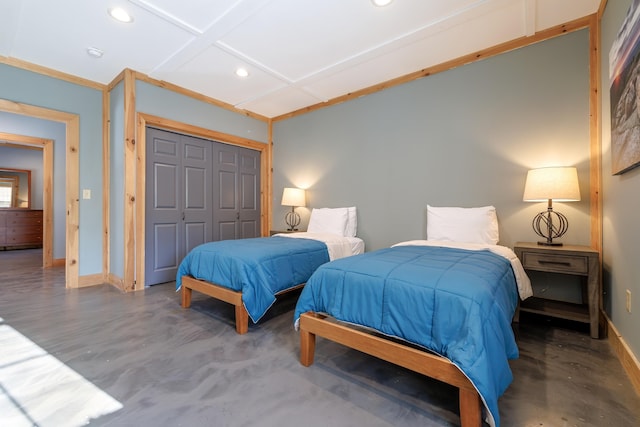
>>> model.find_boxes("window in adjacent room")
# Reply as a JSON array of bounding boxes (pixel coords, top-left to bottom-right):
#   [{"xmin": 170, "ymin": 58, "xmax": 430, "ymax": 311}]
[{"xmin": 0, "ymin": 177, "xmax": 18, "ymax": 208}]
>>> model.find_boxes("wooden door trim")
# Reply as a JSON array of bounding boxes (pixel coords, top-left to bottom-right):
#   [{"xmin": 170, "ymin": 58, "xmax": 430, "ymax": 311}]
[
  {"xmin": 0, "ymin": 99, "xmax": 79, "ymax": 287},
  {"xmin": 135, "ymin": 113, "xmax": 271, "ymax": 289},
  {"xmin": 0, "ymin": 132, "xmax": 53, "ymax": 266}
]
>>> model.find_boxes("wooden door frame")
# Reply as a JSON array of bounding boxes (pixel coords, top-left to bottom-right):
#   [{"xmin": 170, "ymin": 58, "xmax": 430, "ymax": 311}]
[
  {"xmin": 133, "ymin": 113, "xmax": 271, "ymax": 290},
  {"xmin": 0, "ymin": 132, "xmax": 54, "ymax": 267},
  {"xmin": 0, "ymin": 99, "xmax": 79, "ymax": 287}
]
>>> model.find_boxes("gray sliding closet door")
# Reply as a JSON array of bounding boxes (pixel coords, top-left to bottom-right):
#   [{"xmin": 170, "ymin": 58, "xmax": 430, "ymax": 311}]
[
  {"xmin": 212, "ymin": 144, "xmax": 261, "ymax": 241},
  {"xmin": 145, "ymin": 127, "xmax": 260, "ymax": 286},
  {"xmin": 145, "ymin": 128, "xmax": 212, "ymax": 286}
]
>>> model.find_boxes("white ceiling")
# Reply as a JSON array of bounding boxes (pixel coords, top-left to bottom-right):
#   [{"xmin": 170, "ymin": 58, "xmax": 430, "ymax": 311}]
[{"xmin": 1, "ymin": 0, "xmax": 600, "ymax": 119}]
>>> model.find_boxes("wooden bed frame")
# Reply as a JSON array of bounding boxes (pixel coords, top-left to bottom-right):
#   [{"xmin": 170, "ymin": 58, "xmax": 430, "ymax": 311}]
[
  {"xmin": 181, "ymin": 275, "xmax": 304, "ymax": 334},
  {"xmin": 298, "ymin": 312, "xmax": 483, "ymax": 427}
]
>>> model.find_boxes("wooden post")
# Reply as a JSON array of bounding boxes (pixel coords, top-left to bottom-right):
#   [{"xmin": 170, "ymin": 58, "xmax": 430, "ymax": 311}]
[
  {"xmin": 235, "ymin": 306, "xmax": 249, "ymax": 335},
  {"xmin": 181, "ymin": 286, "xmax": 192, "ymax": 308},
  {"xmin": 458, "ymin": 388, "xmax": 482, "ymax": 427},
  {"xmin": 300, "ymin": 328, "xmax": 316, "ymax": 366}
]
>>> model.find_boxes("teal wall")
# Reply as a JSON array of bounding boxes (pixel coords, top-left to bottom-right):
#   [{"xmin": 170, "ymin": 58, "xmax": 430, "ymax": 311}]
[
  {"xmin": 601, "ymin": 0, "xmax": 640, "ymax": 363},
  {"xmin": 135, "ymin": 81, "xmax": 268, "ymax": 143},
  {"xmin": 0, "ymin": 64, "xmax": 103, "ymax": 275},
  {"xmin": 273, "ymin": 30, "xmax": 591, "ymax": 254}
]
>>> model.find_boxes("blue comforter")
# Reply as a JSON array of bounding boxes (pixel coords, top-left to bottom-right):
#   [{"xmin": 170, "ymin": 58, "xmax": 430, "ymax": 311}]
[
  {"xmin": 177, "ymin": 237, "xmax": 330, "ymax": 323},
  {"xmin": 293, "ymin": 245, "xmax": 519, "ymax": 427}
]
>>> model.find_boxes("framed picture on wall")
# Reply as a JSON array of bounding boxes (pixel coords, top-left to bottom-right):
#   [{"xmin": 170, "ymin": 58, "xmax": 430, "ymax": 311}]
[{"xmin": 609, "ymin": 0, "xmax": 640, "ymax": 175}]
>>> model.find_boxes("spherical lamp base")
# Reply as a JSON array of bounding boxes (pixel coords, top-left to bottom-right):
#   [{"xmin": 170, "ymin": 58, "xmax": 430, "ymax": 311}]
[
  {"xmin": 285, "ymin": 210, "xmax": 301, "ymax": 232},
  {"xmin": 532, "ymin": 208, "xmax": 568, "ymax": 246}
]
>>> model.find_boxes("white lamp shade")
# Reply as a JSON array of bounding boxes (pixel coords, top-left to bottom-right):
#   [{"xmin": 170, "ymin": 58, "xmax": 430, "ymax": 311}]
[
  {"xmin": 523, "ymin": 167, "xmax": 580, "ymax": 202},
  {"xmin": 281, "ymin": 187, "xmax": 306, "ymax": 207}
]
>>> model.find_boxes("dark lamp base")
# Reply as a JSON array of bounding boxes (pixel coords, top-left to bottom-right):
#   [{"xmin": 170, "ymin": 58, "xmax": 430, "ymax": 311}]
[
  {"xmin": 531, "ymin": 207, "xmax": 569, "ymax": 248},
  {"xmin": 537, "ymin": 241, "xmax": 563, "ymax": 246}
]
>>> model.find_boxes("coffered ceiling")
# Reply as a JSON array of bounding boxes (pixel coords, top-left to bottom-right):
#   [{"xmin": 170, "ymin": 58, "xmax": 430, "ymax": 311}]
[{"xmin": 0, "ymin": 0, "xmax": 601, "ymax": 118}]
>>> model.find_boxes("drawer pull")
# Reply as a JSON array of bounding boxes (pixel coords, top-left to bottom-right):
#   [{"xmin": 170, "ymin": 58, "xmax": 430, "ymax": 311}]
[{"xmin": 537, "ymin": 260, "xmax": 572, "ymax": 266}]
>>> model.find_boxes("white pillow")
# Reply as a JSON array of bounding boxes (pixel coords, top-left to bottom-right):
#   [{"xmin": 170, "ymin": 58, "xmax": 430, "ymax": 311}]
[
  {"xmin": 307, "ymin": 207, "xmax": 350, "ymax": 236},
  {"xmin": 345, "ymin": 207, "xmax": 357, "ymax": 237},
  {"xmin": 426, "ymin": 205, "xmax": 499, "ymax": 245}
]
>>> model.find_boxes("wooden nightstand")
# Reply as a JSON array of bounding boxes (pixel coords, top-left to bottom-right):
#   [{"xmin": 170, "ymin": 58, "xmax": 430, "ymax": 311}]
[{"xmin": 514, "ymin": 242, "xmax": 601, "ymax": 338}]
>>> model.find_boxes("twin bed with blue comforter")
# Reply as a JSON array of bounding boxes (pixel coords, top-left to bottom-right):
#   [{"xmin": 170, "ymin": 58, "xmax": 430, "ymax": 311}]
[
  {"xmin": 177, "ymin": 233, "xmax": 364, "ymax": 334},
  {"xmin": 294, "ymin": 241, "xmax": 531, "ymax": 427}
]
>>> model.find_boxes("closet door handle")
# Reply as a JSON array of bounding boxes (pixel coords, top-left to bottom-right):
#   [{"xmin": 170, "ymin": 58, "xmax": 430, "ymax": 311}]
[
  {"xmin": 182, "ymin": 212, "xmax": 185, "ymax": 221},
  {"xmin": 236, "ymin": 212, "xmax": 240, "ymax": 220}
]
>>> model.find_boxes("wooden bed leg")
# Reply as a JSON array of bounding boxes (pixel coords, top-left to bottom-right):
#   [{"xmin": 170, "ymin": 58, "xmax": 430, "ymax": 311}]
[
  {"xmin": 458, "ymin": 387, "xmax": 482, "ymax": 427},
  {"xmin": 181, "ymin": 286, "xmax": 192, "ymax": 308},
  {"xmin": 235, "ymin": 304, "xmax": 249, "ymax": 335},
  {"xmin": 300, "ymin": 327, "xmax": 316, "ymax": 367}
]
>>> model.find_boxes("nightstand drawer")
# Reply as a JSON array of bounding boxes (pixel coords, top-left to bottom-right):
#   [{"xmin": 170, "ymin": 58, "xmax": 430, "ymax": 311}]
[{"xmin": 521, "ymin": 252, "xmax": 588, "ymax": 274}]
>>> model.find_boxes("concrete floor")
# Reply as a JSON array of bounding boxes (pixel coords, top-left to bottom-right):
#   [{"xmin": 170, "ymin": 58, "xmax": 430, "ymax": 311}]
[{"xmin": 0, "ymin": 249, "xmax": 639, "ymax": 426}]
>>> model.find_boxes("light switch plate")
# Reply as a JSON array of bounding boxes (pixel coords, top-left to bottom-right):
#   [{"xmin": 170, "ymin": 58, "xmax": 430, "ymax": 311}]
[{"xmin": 82, "ymin": 189, "xmax": 91, "ymax": 200}]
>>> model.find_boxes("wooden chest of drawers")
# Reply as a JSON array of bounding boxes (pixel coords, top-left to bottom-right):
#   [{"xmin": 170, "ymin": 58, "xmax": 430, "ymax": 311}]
[{"xmin": 0, "ymin": 209, "xmax": 43, "ymax": 250}]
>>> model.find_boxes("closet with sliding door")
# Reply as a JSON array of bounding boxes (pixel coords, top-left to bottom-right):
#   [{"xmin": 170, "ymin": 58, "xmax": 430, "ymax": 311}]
[{"xmin": 145, "ymin": 127, "xmax": 261, "ymax": 286}]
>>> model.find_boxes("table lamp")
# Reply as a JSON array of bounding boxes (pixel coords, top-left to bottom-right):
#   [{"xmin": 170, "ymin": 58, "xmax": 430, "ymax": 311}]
[
  {"xmin": 523, "ymin": 167, "xmax": 580, "ymax": 246},
  {"xmin": 281, "ymin": 187, "xmax": 306, "ymax": 231}
]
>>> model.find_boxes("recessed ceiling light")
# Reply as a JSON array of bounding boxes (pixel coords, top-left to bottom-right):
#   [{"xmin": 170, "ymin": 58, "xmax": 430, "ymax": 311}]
[
  {"xmin": 108, "ymin": 7, "xmax": 134, "ymax": 23},
  {"xmin": 235, "ymin": 67, "xmax": 249, "ymax": 78},
  {"xmin": 86, "ymin": 47, "xmax": 104, "ymax": 58},
  {"xmin": 372, "ymin": 0, "xmax": 394, "ymax": 6}
]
